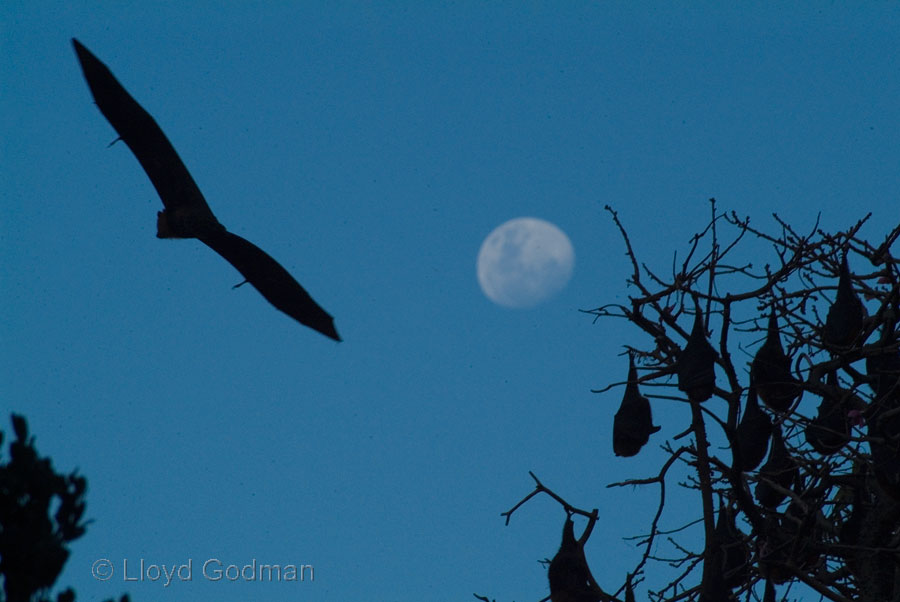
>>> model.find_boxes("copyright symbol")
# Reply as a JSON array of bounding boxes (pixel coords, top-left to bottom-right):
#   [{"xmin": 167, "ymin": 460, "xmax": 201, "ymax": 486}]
[{"xmin": 92, "ymin": 558, "xmax": 113, "ymax": 581}]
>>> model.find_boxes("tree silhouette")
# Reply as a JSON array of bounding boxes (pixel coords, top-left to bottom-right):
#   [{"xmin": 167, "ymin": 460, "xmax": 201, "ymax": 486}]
[
  {"xmin": 480, "ymin": 200, "xmax": 900, "ymax": 602},
  {"xmin": 0, "ymin": 414, "xmax": 129, "ymax": 602}
]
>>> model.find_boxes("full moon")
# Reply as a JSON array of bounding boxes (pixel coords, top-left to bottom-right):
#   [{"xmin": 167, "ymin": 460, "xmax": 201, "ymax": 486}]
[{"xmin": 477, "ymin": 217, "xmax": 575, "ymax": 308}]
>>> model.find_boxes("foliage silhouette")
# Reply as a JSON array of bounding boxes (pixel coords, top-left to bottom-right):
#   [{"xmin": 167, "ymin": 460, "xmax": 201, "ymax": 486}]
[{"xmin": 0, "ymin": 414, "xmax": 130, "ymax": 602}]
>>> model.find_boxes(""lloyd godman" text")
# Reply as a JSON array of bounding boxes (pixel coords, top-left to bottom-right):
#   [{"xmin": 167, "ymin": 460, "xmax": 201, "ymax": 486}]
[{"xmin": 121, "ymin": 558, "xmax": 314, "ymax": 586}]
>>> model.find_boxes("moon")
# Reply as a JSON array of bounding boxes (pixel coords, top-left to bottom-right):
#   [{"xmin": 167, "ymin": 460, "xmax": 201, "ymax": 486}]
[{"xmin": 477, "ymin": 217, "xmax": 575, "ymax": 308}]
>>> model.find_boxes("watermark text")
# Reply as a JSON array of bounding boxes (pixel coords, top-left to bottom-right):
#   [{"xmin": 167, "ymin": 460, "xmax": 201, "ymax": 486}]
[{"xmin": 91, "ymin": 558, "xmax": 313, "ymax": 586}]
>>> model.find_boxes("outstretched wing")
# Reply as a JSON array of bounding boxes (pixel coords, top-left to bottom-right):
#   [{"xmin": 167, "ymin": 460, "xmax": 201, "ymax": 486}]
[
  {"xmin": 72, "ymin": 38, "xmax": 218, "ymax": 229},
  {"xmin": 200, "ymin": 230, "xmax": 341, "ymax": 341},
  {"xmin": 74, "ymin": 39, "xmax": 341, "ymax": 340}
]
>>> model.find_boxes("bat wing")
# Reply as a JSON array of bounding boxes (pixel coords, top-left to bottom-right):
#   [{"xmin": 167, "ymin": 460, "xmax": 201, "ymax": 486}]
[
  {"xmin": 200, "ymin": 230, "xmax": 341, "ymax": 341},
  {"xmin": 72, "ymin": 38, "xmax": 219, "ymax": 234},
  {"xmin": 75, "ymin": 39, "xmax": 341, "ymax": 340}
]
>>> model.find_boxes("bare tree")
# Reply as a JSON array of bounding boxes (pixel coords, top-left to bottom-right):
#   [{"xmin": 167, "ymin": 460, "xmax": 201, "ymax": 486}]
[{"xmin": 481, "ymin": 199, "xmax": 900, "ymax": 602}]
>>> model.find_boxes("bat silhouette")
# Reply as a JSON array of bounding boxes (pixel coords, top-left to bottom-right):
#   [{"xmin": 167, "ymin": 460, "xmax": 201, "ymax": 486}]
[
  {"xmin": 754, "ymin": 425, "xmax": 797, "ymax": 509},
  {"xmin": 867, "ymin": 347, "xmax": 900, "ymax": 404},
  {"xmin": 547, "ymin": 517, "xmax": 606, "ymax": 602},
  {"xmin": 72, "ymin": 39, "xmax": 340, "ymax": 341},
  {"xmin": 758, "ymin": 513, "xmax": 792, "ymax": 585},
  {"xmin": 762, "ymin": 480, "xmax": 825, "ymax": 583},
  {"xmin": 804, "ymin": 371, "xmax": 855, "ymax": 455},
  {"xmin": 871, "ymin": 444, "xmax": 900, "ymax": 501},
  {"xmin": 865, "ymin": 317, "xmax": 900, "ymax": 498},
  {"xmin": 697, "ymin": 549, "xmax": 731, "ymax": 602},
  {"xmin": 676, "ymin": 300, "xmax": 716, "ymax": 402},
  {"xmin": 822, "ymin": 254, "xmax": 864, "ymax": 349},
  {"xmin": 781, "ymin": 481, "xmax": 824, "ymax": 571},
  {"xmin": 734, "ymin": 381, "xmax": 772, "ymax": 472},
  {"xmin": 869, "ymin": 403, "xmax": 900, "ymax": 500},
  {"xmin": 613, "ymin": 356, "xmax": 660, "ymax": 457},
  {"xmin": 837, "ymin": 466, "xmax": 868, "ymax": 547},
  {"xmin": 751, "ymin": 311, "xmax": 800, "ymax": 412},
  {"xmin": 866, "ymin": 318, "xmax": 900, "ymax": 404},
  {"xmin": 713, "ymin": 502, "xmax": 749, "ymax": 589}
]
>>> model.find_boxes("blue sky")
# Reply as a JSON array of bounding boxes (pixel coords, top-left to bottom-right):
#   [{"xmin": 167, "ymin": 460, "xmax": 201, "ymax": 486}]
[{"xmin": 3, "ymin": 3, "xmax": 900, "ymax": 601}]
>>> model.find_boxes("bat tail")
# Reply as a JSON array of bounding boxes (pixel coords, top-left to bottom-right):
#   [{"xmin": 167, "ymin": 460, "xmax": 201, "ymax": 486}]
[{"xmin": 199, "ymin": 230, "xmax": 341, "ymax": 341}]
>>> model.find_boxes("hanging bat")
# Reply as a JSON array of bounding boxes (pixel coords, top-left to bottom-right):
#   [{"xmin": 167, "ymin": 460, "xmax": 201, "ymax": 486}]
[
  {"xmin": 823, "ymin": 254, "xmax": 864, "ymax": 349},
  {"xmin": 734, "ymin": 381, "xmax": 772, "ymax": 472},
  {"xmin": 866, "ymin": 317, "xmax": 900, "ymax": 498},
  {"xmin": 697, "ymin": 553, "xmax": 730, "ymax": 602},
  {"xmin": 758, "ymin": 514, "xmax": 792, "ymax": 585},
  {"xmin": 751, "ymin": 311, "xmax": 800, "ymax": 412},
  {"xmin": 72, "ymin": 39, "xmax": 340, "ymax": 341},
  {"xmin": 804, "ymin": 371, "xmax": 855, "ymax": 455},
  {"xmin": 547, "ymin": 517, "xmax": 606, "ymax": 602},
  {"xmin": 866, "ymin": 316, "xmax": 900, "ymax": 405},
  {"xmin": 613, "ymin": 355, "xmax": 660, "ymax": 457},
  {"xmin": 713, "ymin": 502, "xmax": 749, "ymax": 589},
  {"xmin": 781, "ymin": 480, "xmax": 824, "ymax": 571},
  {"xmin": 837, "ymin": 465, "xmax": 869, "ymax": 547},
  {"xmin": 754, "ymin": 425, "xmax": 797, "ymax": 509},
  {"xmin": 869, "ymin": 411, "xmax": 900, "ymax": 500},
  {"xmin": 676, "ymin": 300, "xmax": 716, "ymax": 402}
]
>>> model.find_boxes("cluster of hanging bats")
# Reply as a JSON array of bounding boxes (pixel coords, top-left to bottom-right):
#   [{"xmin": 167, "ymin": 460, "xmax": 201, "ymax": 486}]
[
  {"xmin": 72, "ymin": 38, "xmax": 897, "ymax": 602},
  {"xmin": 546, "ymin": 254, "xmax": 900, "ymax": 601}
]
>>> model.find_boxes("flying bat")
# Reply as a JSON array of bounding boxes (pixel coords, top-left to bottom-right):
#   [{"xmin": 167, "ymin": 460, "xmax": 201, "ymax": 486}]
[{"xmin": 72, "ymin": 39, "xmax": 341, "ymax": 341}]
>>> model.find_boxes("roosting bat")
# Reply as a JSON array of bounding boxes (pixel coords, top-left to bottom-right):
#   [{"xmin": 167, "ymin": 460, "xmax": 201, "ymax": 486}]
[
  {"xmin": 734, "ymin": 381, "xmax": 772, "ymax": 472},
  {"xmin": 713, "ymin": 502, "xmax": 749, "ymax": 589},
  {"xmin": 867, "ymin": 316, "xmax": 900, "ymax": 405},
  {"xmin": 613, "ymin": 356, "xmax": 661, "ymax": 457},
  {"xmin": 751, "ymin": 311, "xmax": 800, "ymax": 412},
  {"xmin": 677, "ymin": 300, "xmax": 716, "ymax": 402},
  {"xmin": 547, "ymin": 517, "xmax": 605, "ymax": 602},
  {"xmin": 822, "ymin": 254, "xmax": 863, "ymax": 349},
  {"xmin": 804, "ymin": 371, "xmax": 854, "ymax": 455},
  {"xmin": 72, "ymin": 39, "xmax": 340, "ymax": 341},
  {"xmin": 754, "ymin": 425, "xmax": 797, "ymax": 509}
]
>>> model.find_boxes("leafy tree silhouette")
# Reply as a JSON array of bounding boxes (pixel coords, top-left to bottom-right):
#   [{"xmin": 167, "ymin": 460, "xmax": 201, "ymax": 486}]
[
  {"xmin": 478, "ymin": 200, "xmax": 900, "ymax": 602},
  {"xmin": 0, "ymin": 414, "xmax": 129, "ymax": 602}
]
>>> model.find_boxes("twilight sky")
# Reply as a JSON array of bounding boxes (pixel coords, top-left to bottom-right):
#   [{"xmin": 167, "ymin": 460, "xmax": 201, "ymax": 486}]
[{"xmin": 3, "ymin": 3, "xmax": 899, "ymax": 601}]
